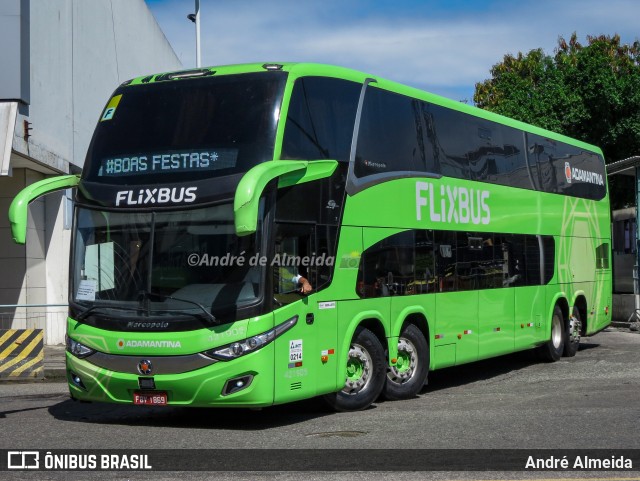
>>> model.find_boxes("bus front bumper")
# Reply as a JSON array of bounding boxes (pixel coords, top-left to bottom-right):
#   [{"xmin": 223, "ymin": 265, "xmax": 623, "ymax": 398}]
[{"xmin": 65, "ymin": 345, "xmax": 275, "ymax": 407}]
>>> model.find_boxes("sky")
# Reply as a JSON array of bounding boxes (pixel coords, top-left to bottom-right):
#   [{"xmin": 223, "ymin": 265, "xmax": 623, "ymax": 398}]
[{"xmin": 145, "ymin": 0, "xmax": 640, "ymax": 103}]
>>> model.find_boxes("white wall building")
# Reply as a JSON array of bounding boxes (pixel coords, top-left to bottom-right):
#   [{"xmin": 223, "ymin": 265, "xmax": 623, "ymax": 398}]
[{"xmin": 0, "ymin": 0, "xmax": 182, "ymax": 344}]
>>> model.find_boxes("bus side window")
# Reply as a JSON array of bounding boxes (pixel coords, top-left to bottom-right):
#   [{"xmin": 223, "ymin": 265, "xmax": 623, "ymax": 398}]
[
  {"xmin": 358, "ymin": 230, "xmax": 420, "ymax": 298},
  {"xmin": 435, "ymin": 231, "xmax": 457, "ymax": 292},
  {"xmin": 412, "ymin": 230, "xmax": 435, "ymax": 294},
  {"xmin": 273, "ymin": 223, "xmax": 314, "ymax": 302},
  {"xmin": 496, "ymin": 234, "xmax": 524, "ymax": 287},
  {"xmin": 424, "ymin": 103, "xmax": 470, "ymax": 180},
  {"xmin": 542, "ymin": 236, "xmax": 555, "ymax": 283},
  {"xmin": 281, "ymin": 77, "xmax": 360, "ymax": 162},
  {"xmin": 313, "ymin": 225, "xmax": 338, "ymax": 291},
  {"xmin": 596, "ymin": 243, "xmax": 610, "ymax": 270},
  {"xmin": 355, "ymin": 87, "xmax": 433, "ymax": 178},
  {"xmin": 471, "ymin": 233, "xmax": 500, "ymax": 289},
  {"xmin": 274, "ymin": 166, "xmax": 344, "ymax": 296}
]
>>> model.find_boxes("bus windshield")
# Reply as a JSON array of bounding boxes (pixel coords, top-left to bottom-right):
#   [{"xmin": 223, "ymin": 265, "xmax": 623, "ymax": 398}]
[
  {"xmin": 71, "ymin": 203, "xmax": 263, "ymax": 321},
  {"xmin": 83, "ymin": 72, "xmax": 286, "ymax": 185}
]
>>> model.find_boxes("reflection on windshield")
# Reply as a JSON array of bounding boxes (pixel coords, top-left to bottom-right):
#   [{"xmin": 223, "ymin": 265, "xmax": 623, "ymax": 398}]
[
  {"xmin": 83, "ymin": 72, "xmax": 286, "ymax": 185},
  {"xmin": 72, "ymin": 203, "xmax": 263, "ymax": 319}
]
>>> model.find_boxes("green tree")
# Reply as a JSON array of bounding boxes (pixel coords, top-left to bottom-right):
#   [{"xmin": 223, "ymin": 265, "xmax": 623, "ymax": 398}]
[{"xmin": 474, "ymin": 33, "xmax": 640, "ymax": 208}]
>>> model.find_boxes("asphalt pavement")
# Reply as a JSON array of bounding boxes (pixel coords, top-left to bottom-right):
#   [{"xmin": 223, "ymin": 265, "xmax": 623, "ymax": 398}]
[{"xmin": 2, "ymin": 326, "xmax": 638, "ymax": 481}]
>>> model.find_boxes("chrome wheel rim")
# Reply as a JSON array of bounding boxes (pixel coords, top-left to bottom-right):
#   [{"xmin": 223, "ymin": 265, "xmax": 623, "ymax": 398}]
[
  {"xmin": 343, "ymin": 343, "xmax": 372, "ymax": 395},
  {"xmin": 551, "ymin": 312, "xmax": 563, "ymax": 349},
  {"xmin": 387, "ymin": 337, "xmax": 418, "ymax": 384},
  {"xmin": 569, "ymin": 314, "xmax": 581, "ymax": 345}
]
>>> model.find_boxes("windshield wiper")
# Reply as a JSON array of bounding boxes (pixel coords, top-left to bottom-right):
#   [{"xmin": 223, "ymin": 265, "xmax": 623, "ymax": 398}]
[
  {"xmin": 76, "ymin": 304, "xmax": 145, "ymax": 322},
  {"xmin": 140, "ymin": 291, "xmax": 218, "ymax": 324}
]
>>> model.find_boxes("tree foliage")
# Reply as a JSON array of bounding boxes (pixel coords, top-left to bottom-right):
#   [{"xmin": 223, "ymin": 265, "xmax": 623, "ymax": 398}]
[
  {"xmin": 474, "ymin": 34, "xmax": 640, "ymax": 208},
  {"xmin": 474, "ymin": 33, "xmax": 640, "ymax": 164}
]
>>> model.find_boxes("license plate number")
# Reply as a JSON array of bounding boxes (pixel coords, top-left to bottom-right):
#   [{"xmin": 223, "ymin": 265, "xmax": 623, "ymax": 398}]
[{"xmin": 133, "ymin": 391, "xmax": 167, "ymax": 406}]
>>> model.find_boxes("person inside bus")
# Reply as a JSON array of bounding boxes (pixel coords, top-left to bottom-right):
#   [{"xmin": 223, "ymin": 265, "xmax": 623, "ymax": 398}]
[
  {"xmin": 276, "ymin": 267, "xmax": 313, "ymax": 295},
  {"xmin": 274, "ymin": 236, "xmax": 313, "ymax": 297},
  {"xmin": 292, "ymin": 274, "xmax": 313, "ymax": 294}
]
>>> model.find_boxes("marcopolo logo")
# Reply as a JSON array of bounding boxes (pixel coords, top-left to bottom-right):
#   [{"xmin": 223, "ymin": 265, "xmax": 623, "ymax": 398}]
[
  {"xmin": 564, "ymin": 162, "xmax": 605, "ymax": 186},
  {"xmin": 126, "ymin": 321, "xmax": 170, "ymax": 330},
  {"xmin": 416, "ymin": 181, "xmax": 490, "ymax": 225},
  {"xmin": 115, "ymin": 187, "xmax": 197, "ymax": 206}
]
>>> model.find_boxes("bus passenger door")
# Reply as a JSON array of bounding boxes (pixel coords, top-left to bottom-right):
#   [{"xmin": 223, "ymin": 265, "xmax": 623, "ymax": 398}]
[{"xmin": 271, "ymin": 222, "xmax": 338, "ymax": 404}]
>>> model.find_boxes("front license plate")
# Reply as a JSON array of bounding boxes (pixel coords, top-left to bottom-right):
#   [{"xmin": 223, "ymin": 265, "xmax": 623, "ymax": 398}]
[{"xmin": 133, "ymin": 391, "xmax": 167, "ymax": 406}]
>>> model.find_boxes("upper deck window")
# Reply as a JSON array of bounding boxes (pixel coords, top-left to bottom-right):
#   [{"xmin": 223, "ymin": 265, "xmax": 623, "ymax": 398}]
[
  {"xmin": 351, "ymin": 85, "xmax": 606, "ymax": 201},
  {"xmin": 83, "ymin": 72, "xmax": 287, "ymax": 185},
  {"xmin": 355, "ymin": 87, "xmax": 436, "ymax": 177},
  {"xmin": 281, "ymin": 76, "xmax": 360, "ymax": 162}
]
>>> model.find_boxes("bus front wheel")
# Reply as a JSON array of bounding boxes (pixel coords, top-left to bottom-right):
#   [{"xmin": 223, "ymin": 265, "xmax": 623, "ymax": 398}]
[
  {"xmin": 537, "ymin": 305, "xmax": 565, "ymax": 362},
  {"xmin": 323, "ymin": 326, "xmax": 386, "ymax": 412},
  {"xmin": 383, "ymin": 324, "xmax": 429, "ymax": 401}
]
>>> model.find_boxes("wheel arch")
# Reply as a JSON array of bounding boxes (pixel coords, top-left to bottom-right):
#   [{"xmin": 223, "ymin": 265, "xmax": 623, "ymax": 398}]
[
  {"xmin": 572, "ymin": 293, "xmax": 588, "ymax": 336},
  {"xmin": 339, "ymin": 310, "xmax": 389, "ymax": 368},
  {"xmin": 392, "ymin": 305, "xmax": 430, "ymax": 341},
  {"xmin": 359, "ymin": 318, "xmax": 388, "ymax": 350},
  {"xmin": 401, "ymin": 312, "xmax": 430, "ymax": 343},
  {"xmin": 557, "ymin": 297, "xmax": 570, "ymax": 324},
  {"xmin": 547, "ymin": 293, "xmax": 570, "ymax": 336}
]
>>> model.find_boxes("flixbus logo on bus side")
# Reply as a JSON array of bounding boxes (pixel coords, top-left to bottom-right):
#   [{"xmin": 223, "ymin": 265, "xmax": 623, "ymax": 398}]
[{"xmin": 416, "ymin": 181, "xmax": 490, "ymax": 225}]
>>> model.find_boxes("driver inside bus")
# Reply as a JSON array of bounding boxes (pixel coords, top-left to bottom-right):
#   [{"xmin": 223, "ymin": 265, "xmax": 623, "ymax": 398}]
[
  {"xmin": 277, "ymin": 268, "xmax": 313, "ymax": 295},
  {"xmin": 292, "ymin": 274, "xmax": 313, "ymax": 294},
  {"xmin": 274, "ymin": 236, "xmax": 313, "ymax": 297}
]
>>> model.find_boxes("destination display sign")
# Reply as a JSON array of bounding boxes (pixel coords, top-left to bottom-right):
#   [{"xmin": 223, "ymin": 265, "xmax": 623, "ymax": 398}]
[{"xmin": 97, "ymin": 149, "xmax": 238, "ymax": 177}]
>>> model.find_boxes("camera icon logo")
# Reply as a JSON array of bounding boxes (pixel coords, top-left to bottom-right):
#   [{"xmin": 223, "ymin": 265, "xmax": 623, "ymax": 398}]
[{"xmin": 339, "ymin": 252, "xmax": 361, "ymax": 269}]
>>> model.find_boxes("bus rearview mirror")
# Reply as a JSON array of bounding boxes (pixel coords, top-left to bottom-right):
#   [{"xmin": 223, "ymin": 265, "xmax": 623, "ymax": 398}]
[
  {"xmin": 234, "ymin": 160, "xmax": 338, "ymax": 236},
  {"xmin": 8, "ymin": 174, "xmax": 80, "ymax": 244}
]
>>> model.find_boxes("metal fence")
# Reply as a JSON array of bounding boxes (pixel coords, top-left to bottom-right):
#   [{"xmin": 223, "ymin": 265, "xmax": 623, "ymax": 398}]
[{"xmin": 0, "ymin": 305, "xmax": 68, "ymax": 345}]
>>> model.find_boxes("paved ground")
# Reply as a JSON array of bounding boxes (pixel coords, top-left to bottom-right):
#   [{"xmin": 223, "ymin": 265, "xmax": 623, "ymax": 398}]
[
  {"xmin": 1, "ymin": 328, "xmax": 639, "ymax": 481},
  {"xmin": 43, "ymin": 344, "xmax": 65, "ymax": 379}
]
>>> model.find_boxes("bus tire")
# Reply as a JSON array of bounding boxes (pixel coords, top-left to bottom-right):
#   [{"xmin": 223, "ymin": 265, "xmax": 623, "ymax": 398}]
[
  {"xmin": 323, "ymin": 326, "xmax": 386, "ymax": 412},
  {"xmin": 537, "ymin": 305, "xmax": 565, "ymax": 362},
  {"xmin": 563, "ymin": 306, "xmax": 581, "ymax": 357},
  {"xmin": 383, "ymin": 324, "xmax": 429, "ymax": 401}
]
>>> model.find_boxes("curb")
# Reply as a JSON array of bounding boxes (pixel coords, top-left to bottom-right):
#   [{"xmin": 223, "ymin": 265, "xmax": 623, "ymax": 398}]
[
  {"xmin": 611, "ymin": 321, "xmax": 640, "ymax": 331},
  {"xmin": 44, "ymin": 368, "xmax": 67, "ymax": 381}
]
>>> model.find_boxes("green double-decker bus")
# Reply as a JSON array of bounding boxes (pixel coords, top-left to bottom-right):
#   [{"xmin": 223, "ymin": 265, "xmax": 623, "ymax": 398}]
[{"xmin": 9, "ymin": 63, "xmax": 611, "ymax": 411}]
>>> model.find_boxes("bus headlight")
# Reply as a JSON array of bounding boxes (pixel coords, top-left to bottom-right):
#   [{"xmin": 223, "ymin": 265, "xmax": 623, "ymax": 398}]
[
  {"xmin": 204, "ymin": 316, "xmax": 298, "ymax": 361},
  {"xmin": 65, "ymin": 335, "xmax": 96, "ymax": 359}
]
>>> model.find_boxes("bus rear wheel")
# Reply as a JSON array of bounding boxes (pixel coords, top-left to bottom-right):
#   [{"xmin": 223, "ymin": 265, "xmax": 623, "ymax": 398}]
[
  {"xmin": 323, "ymin": 326, "xmax": 386, "ymax": 412},
  {"xmin": 537, "ymin": 305, "xmax": 565, "ymax": 362},
  {"xmin": 563, "ymin": 306, "xmax": 581, "ymax": 357},
  {"xmin": 383, "ymin": 324, "xmax": 429, "ymax": 401}
]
